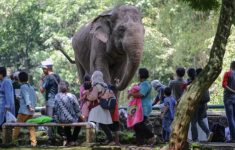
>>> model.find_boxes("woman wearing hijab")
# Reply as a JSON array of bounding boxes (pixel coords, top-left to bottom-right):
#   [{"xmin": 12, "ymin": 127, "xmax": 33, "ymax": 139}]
[{"xmin": 84, "ymin": 71, "xmax": 114, "ymax": 145}]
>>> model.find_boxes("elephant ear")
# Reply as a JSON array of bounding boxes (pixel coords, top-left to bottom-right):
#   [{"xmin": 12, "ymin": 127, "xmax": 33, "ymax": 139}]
[{"xmin": 90, "ymin": 11, "xmax": 112, "ymax": 43}]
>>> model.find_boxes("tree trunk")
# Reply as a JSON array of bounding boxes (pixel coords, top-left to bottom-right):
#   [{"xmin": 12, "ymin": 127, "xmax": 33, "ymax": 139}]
[{"xmin": 168, "ymin": 0, "xmax": 234, "ymax": 149}]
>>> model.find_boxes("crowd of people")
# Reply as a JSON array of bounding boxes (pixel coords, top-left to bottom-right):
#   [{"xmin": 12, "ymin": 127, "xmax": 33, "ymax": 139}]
[{"xmin": 0, "ymin": 59, "xmax": 234, "ymax": 147}]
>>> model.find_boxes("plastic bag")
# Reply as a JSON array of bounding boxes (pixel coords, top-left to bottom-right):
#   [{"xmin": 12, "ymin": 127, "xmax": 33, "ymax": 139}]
[
  {"xmin": 26, "ymin": 116, "xmax": 53, "ymax": 124},
  {"xmin": 5, "ymin": 111, "xmax": 17, "ymax": 123}
]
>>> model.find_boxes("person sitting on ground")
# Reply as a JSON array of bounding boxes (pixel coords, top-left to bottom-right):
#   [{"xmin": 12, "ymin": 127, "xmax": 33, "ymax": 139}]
[
  {"xmin": 53, "ymin": 81, "xmax": 81, "ymax": 146},
  {"xmin": 12, "ymin": 71, "xmax": 37, "ymax": 147},
  {"xmin": 161, "ymin": 87, "xmax": 176, "ymax": 142},
  {"xmin": 168, "ymin": 67, "xmax": 186, "ymax": 102},
  {"xmin": 151, "ymin": 80, "xmax": 165, "ymax": 106}
]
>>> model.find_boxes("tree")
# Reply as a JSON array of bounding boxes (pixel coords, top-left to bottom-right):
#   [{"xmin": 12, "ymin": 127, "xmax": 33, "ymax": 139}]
[
  {"xmin": 0, "ymin": 0, "xmax": 44, "ymax": 72},
  {"xmin": 165, "ymin": 0, "xmax": 235, "ymax": 149}
]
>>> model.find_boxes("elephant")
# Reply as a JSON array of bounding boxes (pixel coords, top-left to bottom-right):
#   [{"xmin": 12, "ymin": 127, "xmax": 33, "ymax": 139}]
[{"xmin": 72, "ymin": 5, "xmax": 144, "ymax": 90}]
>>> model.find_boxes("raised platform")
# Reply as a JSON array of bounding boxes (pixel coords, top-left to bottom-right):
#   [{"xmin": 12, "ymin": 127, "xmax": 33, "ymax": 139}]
[{"xmin": 193, "ymin": 142, "xmax": 235, "ymax": 150}]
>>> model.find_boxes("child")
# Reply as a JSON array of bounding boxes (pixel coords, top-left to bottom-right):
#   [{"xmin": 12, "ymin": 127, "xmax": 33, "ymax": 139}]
[
  {"xmin": 161, "ymin": 87, "xmax": 176, "ymax": 142},
  {"xmin": 80, "ymin": 80, "xmax": 92, "ymax": 121},
  {"xmin": 12, "ymin": 72, "xmax": 37, "ymax": 147},
  {"xmin": 127, "ymin": 84, "xmax": 143, "ymax": 128}
]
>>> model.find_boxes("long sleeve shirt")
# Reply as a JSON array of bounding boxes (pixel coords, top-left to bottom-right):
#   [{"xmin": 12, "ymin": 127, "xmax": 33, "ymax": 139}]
[
  {"xmin": 0, "ymin": 77, "xmax": 15, "ymax": 125},
  {"xmin": 54, "ymin": 93, "xmax": 80, "ymax": 123},
  {"xmin": 18, "ymin": 83, "xmax": 37, "ymax": 115}
]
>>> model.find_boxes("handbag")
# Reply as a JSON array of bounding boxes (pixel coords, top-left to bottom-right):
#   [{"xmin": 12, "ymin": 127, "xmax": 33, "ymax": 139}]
[{"xmin": 5, "ymin": 111, "xmax": 17, "ymax": 123}]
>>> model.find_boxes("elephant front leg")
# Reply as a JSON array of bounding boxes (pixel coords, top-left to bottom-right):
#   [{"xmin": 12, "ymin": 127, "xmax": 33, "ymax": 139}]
[{"xmin": 90, "ymin": 56, "xmax": 111, "ymax": 84}]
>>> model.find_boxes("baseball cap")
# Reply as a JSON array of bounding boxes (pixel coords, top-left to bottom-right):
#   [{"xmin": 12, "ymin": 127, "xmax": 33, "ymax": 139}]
[{"xmin": 41, "ymin": 58, "xmax": 53, "ymax": 69}]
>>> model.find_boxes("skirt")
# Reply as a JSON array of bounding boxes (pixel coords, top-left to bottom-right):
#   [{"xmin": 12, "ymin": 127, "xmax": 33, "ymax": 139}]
[{"xmin": 88, "ymin": 105, "xmax": 112, "ymax": 124}]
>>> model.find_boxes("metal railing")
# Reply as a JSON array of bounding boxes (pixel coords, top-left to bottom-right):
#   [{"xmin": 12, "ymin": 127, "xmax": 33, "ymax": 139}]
[{"xmin": 120, "ymin": 104, "xmax": 224, "ymax": 111}]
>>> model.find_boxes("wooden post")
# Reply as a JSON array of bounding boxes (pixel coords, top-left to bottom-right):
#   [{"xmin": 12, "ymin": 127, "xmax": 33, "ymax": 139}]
[
  {"xmin": 2, "ymin": 125, "xmax": 12, "ymax": 144},
  {"xmin": 86, "ymin": 125, "xmax": 94, "ymax": 143},
  {"xmin": 2, "ymin": 125, "xmax": 6, "ymax": 144}
]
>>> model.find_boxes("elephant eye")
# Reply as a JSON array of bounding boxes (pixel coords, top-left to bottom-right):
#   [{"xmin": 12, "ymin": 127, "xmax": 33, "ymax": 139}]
[
  {"xmin": 117, "ymin": 26, "xmax": 126, "ymax": 32},
  {"xmin": 116, "ymin": 26, "xmax": 126, "ymax": 37}
]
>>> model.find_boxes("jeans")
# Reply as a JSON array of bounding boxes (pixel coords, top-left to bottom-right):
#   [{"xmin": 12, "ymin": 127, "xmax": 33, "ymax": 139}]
[
  {"xmin": 46, "ymin": 105, "xmax": 54, "ymax": 140},
  {"xmin": 224, "ymin": 98, "xmax": 235, "ymax": 140},
  {"xmin": 191, "ymin": 104, "xmax": 210, "ymax": 141},
  {"xmin": 12, "ymin": 114, "xmax": 37, "ymax": 146},
  {"xmin": 162, "ymin": 118, "xmax": 173, "ymax": 142},
  {"xmin": 133, "ymin": 116, "xmax": 154, "ymax": 144}
]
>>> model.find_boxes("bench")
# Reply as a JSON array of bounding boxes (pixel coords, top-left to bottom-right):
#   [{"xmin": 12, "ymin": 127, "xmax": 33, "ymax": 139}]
[{"xmin": 2, "ymin": 122, "xmax": 96, "ymax": 145}]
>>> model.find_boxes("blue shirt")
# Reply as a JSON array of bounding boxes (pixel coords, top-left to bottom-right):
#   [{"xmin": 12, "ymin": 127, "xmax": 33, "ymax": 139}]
[
  {"xmin": 139, "ymin": 80, "xmax": 152, "ymax": 117},
  {"xmin": 164, "ymin": 96, "xmax": 176, "ymax": 120},
  {"xmin": 0, "ymin": 77, "xmax": 15, "ymax": 125},
  {"xmin": 18, "ymin": 83, "xmax": 37, "ymax": 115}
]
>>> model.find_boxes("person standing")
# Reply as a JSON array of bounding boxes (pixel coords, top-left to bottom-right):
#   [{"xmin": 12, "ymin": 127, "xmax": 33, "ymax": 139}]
[
  {"xmin": 161, "ymin": 87, "xmax": 176, "ymax": 142},
  {"xmin": 0, "ymin": 67, "xmax": 15, "ymax": 128},
  {"xmin": 151, "ymin": 80, "xmax": 165, "ymax": 106},
  {"xmin": 168, "ymin": 67, "xmax": 186, "ymax": 102},
  {"xmin": 128, "ymin": 68, "xmax": 155, "ymax": 146},
  {"xmin": 12, "ymin": 71, "xmax": 21, "ymax": 117},
  {"xmin": 188, "ymin": 68, "xmax": 213, "ymax": 142},
  {"xmin": 12, "ymin": 72, "xmax": 37, "ymax": 147},
  {"xmin": 39, "ymin": 59, "xmax": 60, "ymax": 143},
  {"xmin": 222, "ymin": 61, "xmax": 235, "ymax": 143},
  {"xmin": 85, "ymin": 71, "xmax": 114, "ymax": 145}
]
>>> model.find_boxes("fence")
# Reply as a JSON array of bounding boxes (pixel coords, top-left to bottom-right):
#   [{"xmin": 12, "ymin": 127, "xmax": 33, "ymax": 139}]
[{"xmin": 35, "ymin": 104, "xmax": 224, "ymax": 113}]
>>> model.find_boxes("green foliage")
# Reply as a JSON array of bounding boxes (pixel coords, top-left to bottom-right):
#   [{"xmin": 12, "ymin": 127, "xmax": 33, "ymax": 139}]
[
  {"xmin": 0, "ymin": 0, "xmax": 234, "ymax": 106},
  {"xmin": 179, "ymin": 0, "xmax": 220, "ymax": 11}
]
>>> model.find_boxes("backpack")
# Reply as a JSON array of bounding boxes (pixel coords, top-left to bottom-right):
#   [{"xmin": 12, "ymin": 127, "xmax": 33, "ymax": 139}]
[
  {"xmin": 43, "ymin": 74, "xmax": 61, "ymax": 95},
  {"xmin": 95, "ymin": 83, "xmax": 117, "ymax": 111},
  {"xmin": 211, "ymin": 123, "xmax": 225, "ymax": 142}
]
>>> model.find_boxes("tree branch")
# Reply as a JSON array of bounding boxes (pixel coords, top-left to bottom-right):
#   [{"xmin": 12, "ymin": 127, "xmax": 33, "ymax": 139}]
[{"xmin": 52, "ymin": 38, "xmax": 75, "ymax": 64}]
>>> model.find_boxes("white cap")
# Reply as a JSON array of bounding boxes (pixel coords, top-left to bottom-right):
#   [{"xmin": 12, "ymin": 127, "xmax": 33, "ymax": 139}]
[
  {"xmin": 41, "ymin": 58, "xmax": 53, "ymax": 68},
  {"xmin": 151, "ymin": 80, "xmax": 162, "ymax": 89}
]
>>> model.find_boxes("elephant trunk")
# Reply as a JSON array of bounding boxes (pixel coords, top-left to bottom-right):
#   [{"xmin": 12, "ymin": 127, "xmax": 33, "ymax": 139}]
[{"xmin": 116, "ymin": 36, "xmax": 144, "ymax": 90}]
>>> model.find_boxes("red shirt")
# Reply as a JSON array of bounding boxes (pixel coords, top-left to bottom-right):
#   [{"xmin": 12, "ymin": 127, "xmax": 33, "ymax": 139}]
[{"xmin": 222, "ymin": 70, "xmax": 232, "ymax": 88}]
